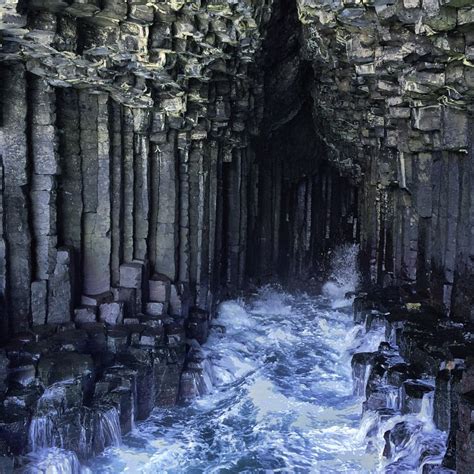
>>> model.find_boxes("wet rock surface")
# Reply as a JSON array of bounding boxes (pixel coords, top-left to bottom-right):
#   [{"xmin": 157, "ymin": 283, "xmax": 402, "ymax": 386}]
[
  {"xmin": 0, "ymin": 298, "xmax": 207, "ymax": 466},
  {"xmin": 1, "ymin": 0, "xmax": 471, "ymax": 330},
  {"xmin": 352, "ymin": 287, "xmax": 474, "ymax": 473},
  {"xmin": 0, "ymin": 0, "xmax": 473, "ymax": 469},
  {"xmin": 0, "ymin": 4, "xmax": 278, "ymax": 463}
]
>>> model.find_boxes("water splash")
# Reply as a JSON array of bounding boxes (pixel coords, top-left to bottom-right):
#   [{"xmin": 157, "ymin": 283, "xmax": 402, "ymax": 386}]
[
  {"xmin": 21, "ymin": 448, "xmax": 90, "ymax": 474},
  {"xmin": 357, "ymin": 411, "xmax": 379, "ymax": 442},
  {"xmin": 27, "ymin": 382, "xmax": 122, "ymax": 462},
  {"xmin": 419, "ymin": 390, "xmax": 435, "ymax": 430},
  {"xmin": 78, "ymin": 244, "xmax": 447, "ymax": 473},
  {"xmin": 354, "ymin": 383, "xmax": 449, "ymax": 472},
  {"xmin": 386, "ymin": 387, "xmax": 399, "ymax": 411},
  {"xmin": 322, "ymin": 243, "xmax": 360, "ymax": 307},
  {"xmin": 358, "ymin": 327, "xmax": 386, "ymax": 353},
  {"xmin": 29, "ymin": 416, "xmax": 59, "ymax": 452},
  {"xmin": 28, "ymin": 384, "xmax": 68, "ymax": 451},
  {"xmin": 88, "ymin": 284, "xmax": 374, "ymax": 472},
  {"xmin": 93, "ymin": 406, "xmax": 122, "ymax": 453}
]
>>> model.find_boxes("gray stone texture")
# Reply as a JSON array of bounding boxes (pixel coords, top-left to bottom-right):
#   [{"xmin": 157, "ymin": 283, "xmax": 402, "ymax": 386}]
[
  {"xmin": 0, "ymin": 0, "xmax": 472, "ymax": 465},
  {"xmin": 99, "ymin": 302, "xmax": 124, "ymax": 325}
]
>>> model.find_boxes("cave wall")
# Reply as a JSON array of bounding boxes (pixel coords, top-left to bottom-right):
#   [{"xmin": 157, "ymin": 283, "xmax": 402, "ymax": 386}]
[
  {"xmin": 248, "ymin": 0, "xmax": 474, "ymax": 321},
  {"xmin": 0, "ymin": 0, "xmax": 473, "ymax": 466},
  {"xmin": 294, "ymin": 0, "xmax": 474, "ymax": 321},
  {"xmin": 0, "ymin": 0, "xmax": 278, "ymax": 338},
  {"xmin": 0, "ymin": 0, "xmax": 473, "ymax": 330}
]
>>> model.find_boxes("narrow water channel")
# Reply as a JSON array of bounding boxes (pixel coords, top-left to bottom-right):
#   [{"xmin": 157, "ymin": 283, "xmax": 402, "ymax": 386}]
[
  {"xmin": 88, "ymin": 286, "xmax": 375, "ymax": 472},
  {"xmin": 25, "ymin": 247, "xmax": 448, "ymax": 473}
]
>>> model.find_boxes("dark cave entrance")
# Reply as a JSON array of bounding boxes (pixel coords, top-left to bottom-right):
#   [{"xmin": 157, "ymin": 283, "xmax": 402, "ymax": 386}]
[{"xmin": 245, "ymin": 0, "xmax": 359, "ymax": 283}]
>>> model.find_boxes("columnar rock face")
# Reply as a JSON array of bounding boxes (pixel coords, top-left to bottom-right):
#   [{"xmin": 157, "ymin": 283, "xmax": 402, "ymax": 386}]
[
  {"xmin": 0, "ymin": 0, "xmax": 473, "ymax": 467},
  {"xmin": 245, "ymin": 0, "xmax": 474, "ymax": 319},
  {"xmin": 0, "ymin": 0, "xmax": 276, "ymax": 463},
  {"xmin": 0, "ymin": 0, "xmax": 275, "ymax": 335},
  {"xmin": 292, "ymin": 0, "xmax": 474, "ymax": 322},
  {"xmin": 353, "ymin": 287, "xmax": 474, "ymax": 472},
  {"xmin": 1, "ymin": 0, "xmax": 472, "ymax": 328}
]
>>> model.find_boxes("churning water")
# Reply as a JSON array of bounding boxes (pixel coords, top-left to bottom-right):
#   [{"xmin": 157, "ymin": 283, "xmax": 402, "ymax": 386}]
[
  {"xmin": 27, "ymin": 245, "xmax": 448, "ymax": 473},
  {"xmin": 82, "ymin": 247, "xmax": 372, "ymax": 472},
  {"xmin": 88, "ymin": 287, "xmax": 374, "ymax": 473}
]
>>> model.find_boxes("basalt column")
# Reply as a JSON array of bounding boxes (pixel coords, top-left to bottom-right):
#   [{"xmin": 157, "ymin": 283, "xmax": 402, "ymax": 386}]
[
  {"xmin": 0, "ymin": 0, "xmax": 279, "ymax": 461},
  {"xmin": 0, "ymin": 0, "xmax": 473, "ymax": 468},
  {"xmin": 0, "ymin": 0, "xmax": 277, "ymax": 331},
  {"xmin": 293, "ymin": 0, "xmax": 474, "ymax": 322}
]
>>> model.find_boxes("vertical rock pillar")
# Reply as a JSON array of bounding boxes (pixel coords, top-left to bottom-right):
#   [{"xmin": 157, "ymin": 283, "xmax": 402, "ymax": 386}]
[
  {"xmin": 2, "ymin": 64, "xmax": 32, "ymax": 332},
  {"xmin": 153, "ymin": 131, "xmax": 178, "ymax": 281},
  {"xmin": 80, "ymin": 92, "xmax": 111, "ymax": 296}
]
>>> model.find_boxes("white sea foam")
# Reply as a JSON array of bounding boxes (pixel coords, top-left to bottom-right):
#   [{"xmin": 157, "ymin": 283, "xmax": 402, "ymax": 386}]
[
  {"xmin": 322, "ymin": 243, "xmax": 360, "ymax": 308},
  {"xmin": 84, "ymin": 245, "xmax": 447, "ymax": 474}
]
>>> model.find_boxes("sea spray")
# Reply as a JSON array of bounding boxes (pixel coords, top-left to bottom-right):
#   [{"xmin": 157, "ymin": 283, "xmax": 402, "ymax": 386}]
[
  {"xmin": 322, "ymin": 243, "xmax": 360, "ymax": 307},
  {"xmin": 21, "ymin": 448, "xmax": 89, "ymax": 474},
  {"xmin": 86, "ymin": 244, "xmax": 449, "ymax": 473},
  {"xmin": 89, "ymin": 246, "xmax": 379, "ymax": 472}
]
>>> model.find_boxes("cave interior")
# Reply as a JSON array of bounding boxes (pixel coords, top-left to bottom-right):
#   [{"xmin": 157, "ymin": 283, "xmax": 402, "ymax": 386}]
[{"xmin": 0, "ymin": 0, "xmax": 473, "ymax": 470}]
